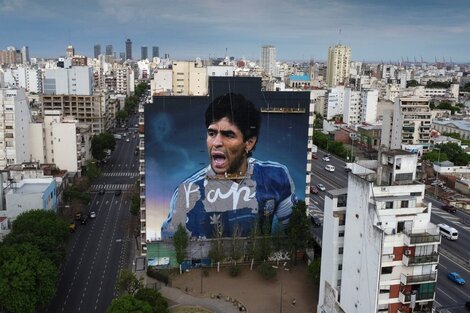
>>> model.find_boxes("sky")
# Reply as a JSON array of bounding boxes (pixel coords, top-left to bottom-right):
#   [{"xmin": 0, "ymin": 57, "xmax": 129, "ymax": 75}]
[{"xmin": 1, "ymin": 0, "xmax": 470, "ymax": 63}]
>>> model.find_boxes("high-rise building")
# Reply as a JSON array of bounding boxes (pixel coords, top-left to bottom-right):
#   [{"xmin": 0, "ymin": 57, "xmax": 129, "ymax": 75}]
[
  {"xmin": 318, "ymin": 150, "xmax": 439, "ymax": 313},
  {"xmin": 381, "ymin": 96, "xmax": 432, "ymax": 151},
  {"xmin": 260, "ymin": 45, "xmax": 276, "ymax": 77},
  {"xmin": 94, "ymin": 44, "xmax": 101, "ymax": 58},
  {"xmin": 125, "ymin": 39, "xmax": 132, "ymax": 60},
  {"xmin": 21, "ymin": 46, "xmax": 29, "ymax": 64},
  {"xmin": 66, "ymin": 44, "xmax": 75, "ymax": 58},
  {"xmin": 141, "ymin": 46, "xmax": 148, "ymax": 60},
  {"xmin": 152, "ymin": 46, "xmax": 159, "ymax": 58},
  {"xmin": 326, "ymin": 44, "xmax": 351, "ymax": 87},
  {"xmin": 105, "ymin": 45, "xmax": 113, "ymax": 56},
  {"xmin": 171, "ymin": 61, "xmax": 207, "ymax": 96}
]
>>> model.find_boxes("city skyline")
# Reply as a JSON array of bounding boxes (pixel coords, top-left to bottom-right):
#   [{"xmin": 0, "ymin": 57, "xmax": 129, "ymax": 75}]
[{"xmin": 1, "ymin": 0, "xmax": 470, "ymax": 63}]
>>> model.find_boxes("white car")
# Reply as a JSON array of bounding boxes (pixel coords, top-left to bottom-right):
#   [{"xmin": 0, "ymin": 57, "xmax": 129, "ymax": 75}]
[
  {"xmin": 322, "ymin": 156, "xmax": 330, "ymax": 162},
  {"xmin": 317, "ymin": 183, "xmax": 326, "ymax": 191},
  {"xmin": 325, "ymin": 165, "xmax": 335, "ymax": 172}
]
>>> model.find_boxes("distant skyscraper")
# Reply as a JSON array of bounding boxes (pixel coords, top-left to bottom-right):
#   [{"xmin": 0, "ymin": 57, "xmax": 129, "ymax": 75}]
[
  {"xmin": 125, "ymin": 39, "xmax": 132, "ymax": 60},
  {"xmin": 119, "ymin": 52, "xmax": 125, "ymax": 60},
  {"xmin": 21, "ymin": 46, "xmax": 30, "ymax": 64},
  {"xmin": 94, "ymin": 44, "xmax": 101, "ymax": 58},
  {"xmin": 66, "ymin": 44, "xmax": 75, "ymax": 58},
  {"xmin": 260, "ymin": 45, "xmax": 276, "ymax": 76},
  {"xmin": 141, "ymin": 46, "xmax": 148, "ymax": 60},
  {"xmin": 105, "ymin": 45, "xmax": 113, "ymax": 56},
  {"xmin": 326, "ymin": 44, "xmax": 351, "ymax": 87},
  {"xmin": 152, "ymin": 46, "xmax": 159, "ymax": 58}
]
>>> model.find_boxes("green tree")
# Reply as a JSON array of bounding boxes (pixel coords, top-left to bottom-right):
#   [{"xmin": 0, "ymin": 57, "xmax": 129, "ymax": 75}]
[
  {"xmin": 116, "ymin": 269, "xmax": 144, "ymax": 296},
  {"xmin": 85, "ymin": 161, "xmax": 102, "ymax": 181},
  {"xmin": 116, "ymin": 110, "xmax": 129, "ymax": 123},
  {"xmin": 135, "ymin": 82, "xmax": 149, "ymax": 97},
  {"xmin": 208, "ymin": 219, "xmax": 225, "ymax": 265},
  {"xmin": 313, "ymin": 112, "xmax": 323, "ymax": 129},
  {"xmin": 285, "ymin": 201, "xmax": 309, "ymax": 264},
  {"xmin": 435, "ymin": 101, "xmax": 460, "ymax": 114},
  {"xmin": 253, "ymin": 220, "xmax": 272, "ymax": 262},
  {"xmin": 463, "ymin": 82, "xmax": 470, "ymax": 92},
  {"xmin": 256, "ymin": 262, "xmax": 277, "ymax": 280},
  {"xmin": 173, "ymin": 224, "xmax": 188, "ymax": 265},
  {"xmin": 106, "ymin": 295, "xmax": 152, "ymax": 313},
  {"xmin": 406, "ymin": 79, "xmax": 420, "ymax": 87},
  {"xmin": 134, "ymin": 288, "xmax": 169, "ymax": 313},
  {"xmin": 426, "ymin": 80, "xmax": 451, "ymax": 88},
  {"xmin": 229, "ymin": 225, "xmax": 243, "ymax": 264},
  {"xmin": 4, "ymin": 209, "xmax": 69, "ymax": 266},
  {"xmin": 307, "ymin": 258, "xmax": 321, "ymax": 283},
  {"xmin": 0, "ymin": 243, "xmax": 58, "ymax": 313},
  {"xmin": 91, "ymin": 133, "xmax": 116, "ymax": 161},
  {"xmin": 130, "ymin": 194, "xmax": 140, "ymax": 216}
]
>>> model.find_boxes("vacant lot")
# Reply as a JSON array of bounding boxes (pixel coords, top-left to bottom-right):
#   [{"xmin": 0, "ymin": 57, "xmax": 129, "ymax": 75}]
[{"xmin": 170, "ymin": 262, "xmax": 318, "ymax": 313}]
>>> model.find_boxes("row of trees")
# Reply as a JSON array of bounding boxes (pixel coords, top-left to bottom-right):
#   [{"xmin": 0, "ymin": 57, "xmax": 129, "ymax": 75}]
[
  {"xmin": 107, "ymin": 269, "xmax": 168, "ymax": 313},
  {"xmin": 173, "ymin": 201, "xmax": 311, "ymax": 267},
  {"xmin": 116, "ymin": 81, "xmax": 149, "ymax": 124},
  {"xmin": 312, "ymin": 131, "xmax": 350, "ymax": 160},
  {"xmin": 422, "ymin": 142, "xmax": 470, "ymax": 166},
  {"xmin": 0, "ymin": 210, "xmax": 70, "ymax": 313}
]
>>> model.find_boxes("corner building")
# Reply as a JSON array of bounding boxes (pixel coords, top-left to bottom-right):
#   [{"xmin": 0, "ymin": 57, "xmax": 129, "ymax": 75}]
[{"xmin": 318, "ymin": 149, "xmax": 439, "ymax": 313}]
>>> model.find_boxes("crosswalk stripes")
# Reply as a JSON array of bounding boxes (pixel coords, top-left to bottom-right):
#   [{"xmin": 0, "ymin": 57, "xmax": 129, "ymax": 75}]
[
  {"xmin": 431, "ymin": 208, "xmax": 470, "ymax": 231},
  {"xmin": 90, "ymin": 184, "xmax": 136, "ymax": 191},
  {"xmin": 102, "ymin": 172, "xmax": 139, "ymax": 177}
]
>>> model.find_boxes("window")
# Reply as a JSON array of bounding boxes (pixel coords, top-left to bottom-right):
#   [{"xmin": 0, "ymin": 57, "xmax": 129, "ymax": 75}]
[
  {"xmin": 381, "ymin": 266, "xmax": 393, "ymax": 274},
  {"xmin": 338, "ymin": 264, "xmax": 342, "ymax": 270},
  {"xmin": 338, "ymin": 231, "xmax": 344, "ymax": 237},
  {"xmin": 338, "ymin": 247, "xmax": 343, "ymax": 254},
  {"xmin": 385, "ymin": 201, "xmax": 393, "ymax": 209},
  {"xmin": 401, "ymin": 200, "xmax": 409, "ymax": 208}
]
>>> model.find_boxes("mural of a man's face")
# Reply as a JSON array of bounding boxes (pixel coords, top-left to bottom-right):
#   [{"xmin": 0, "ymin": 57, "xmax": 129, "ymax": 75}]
[{"xmin": 207, "ymin": 117, "xmax": 256, "ymax": 175}]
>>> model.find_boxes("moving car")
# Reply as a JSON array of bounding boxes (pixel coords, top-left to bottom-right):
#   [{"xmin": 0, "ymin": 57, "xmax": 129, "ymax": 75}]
[
  {"xmin": 325, "ymin": 165, "xmax": 335, "ymax": 172},
  {"xmin": 322, "ymin": 156, "xmax": 330, "ymax": 162},
  {"xmin": 312, "ymin": 153, "xmax": 318, "ymax": 159},
  {"xmin": 310, "ymin": 186, "xmax": 318, "ymax": 194},
  {"xmin": 441, "ymin": 204, "xmax": 457, "ymax": 213},
  {"xmin": 89, "ymin": 211, "xmax": 96, "ymax": 219},
  {"xmin": 317, "ymin": 183, "xmax": 326, "ymax": 191},
  {"xmin": 448, "ymin": 272, "xmax": 465, "ymax": 285}
]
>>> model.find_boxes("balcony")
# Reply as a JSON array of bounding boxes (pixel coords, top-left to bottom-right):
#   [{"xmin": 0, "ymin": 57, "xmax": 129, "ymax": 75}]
[
  {"xmin": 400, "ymin": 272, "xmax": 437, "ymax": 285},
  {"xmin": 403, "ymin": 229, "xmax": 440, "ymax": 246},
  {"xmin": 402, "ymin": 252, "xmax": 439, "ymax": 266},
  {"xmin": 397, "ymin": 306, "xmax": 433, "ymax": 313},
  {"xmin": 398, "ymin": 290, "xmax": 435, "ymax": 304}
]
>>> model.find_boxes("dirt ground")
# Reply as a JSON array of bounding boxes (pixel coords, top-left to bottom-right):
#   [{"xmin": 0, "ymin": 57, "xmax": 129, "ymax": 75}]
[{"xmin": 170, "ymin": 263, "xmax": 318, "ymax": 313}]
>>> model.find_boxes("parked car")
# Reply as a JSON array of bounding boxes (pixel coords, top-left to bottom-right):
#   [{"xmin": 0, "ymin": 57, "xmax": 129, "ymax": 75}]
[
  {"xmin": 74, "ymin": 212, "xmax": 82, "ymax": 221},
  {"xmin": 310, "ymin": 186, "xmax": 318, "ymax": 194},
  {"xmin": 310, "ymin": 216, "xmax": 322, "ymax": 227},
  {"xmin": 68, "ymin": 222, "xmax": 76, "ymax": 233},
  {"xmin": 448, "ymin": 272, "xmax": 465, "ymax": 285},
  {"xmin": 441, "ymin": 204, "xmax": 457, "ymax": 213},
  {"xmin": 317, "ymin": 183, "xmax": 326, "ymax": 191},
  {"xmin": 312, "ymin": 153, "xmax": 318, "ymax": 159}
]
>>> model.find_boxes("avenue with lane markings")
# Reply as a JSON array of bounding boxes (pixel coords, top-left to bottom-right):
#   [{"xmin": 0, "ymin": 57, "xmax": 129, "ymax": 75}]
[{"xmin": 44, "ymin": 115, "xmax": 140, "ymax": 313}]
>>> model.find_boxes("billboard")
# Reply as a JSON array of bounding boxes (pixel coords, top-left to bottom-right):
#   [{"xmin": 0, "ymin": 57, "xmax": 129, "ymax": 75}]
[{"xmin": 144, "ymin": 80, "xmax": 310, "ymax": 241}]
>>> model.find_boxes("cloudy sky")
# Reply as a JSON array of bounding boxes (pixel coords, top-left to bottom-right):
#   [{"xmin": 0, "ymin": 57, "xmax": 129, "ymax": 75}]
[{"xmin": 1, "ymin": 0, "xmax": 469, "ymax": 63}]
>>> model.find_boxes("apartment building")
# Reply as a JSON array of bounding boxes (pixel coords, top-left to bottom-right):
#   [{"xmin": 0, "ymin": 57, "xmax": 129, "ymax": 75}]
[
  {"xmin": 318, "ymin": 150, "xmax": 439, "ymax": 313},
  {"xmin": 0, "ymin": 88, "xmax": 32, "ymax": 169},
  {"xmin": 2, "ymin": 66, "xmax": 42, "ymax": 93},
  {"xmin": 41, "ymin": 92, "xmax": 108, "ymax": 134},
  {"xmin": 326, "ymin": 44, "xmax": 351, "ymax": 88},
  {"xmin": 260, "ymin": 45, "xmax": 276, "ymax": 77},
  {"xmin": 29, "ymin": 110, "xmax": 92, "ymax": 173},
  {"xmin": 326, "ymin": 86, "xmax": 346, "ymax": 120},
  {"xmin": 381, "ymin": 97, "xmax": 432, "ymax": 151},
  {"xmin": 171, "ymin": 60, "xmax": 208, "ymax": 96},
  {"xmin": 43, "ymin": 66, "xmax": 93, "ymax": 95}
]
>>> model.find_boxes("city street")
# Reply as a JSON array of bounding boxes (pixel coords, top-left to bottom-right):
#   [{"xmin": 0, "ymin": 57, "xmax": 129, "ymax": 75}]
[
  {"xmin": 44, "ymin": 118, "xmax": 140, "ymax": 313},
  {"xmin": 310, "ymin": 149, "xmax": 470, "ymax": 312}
]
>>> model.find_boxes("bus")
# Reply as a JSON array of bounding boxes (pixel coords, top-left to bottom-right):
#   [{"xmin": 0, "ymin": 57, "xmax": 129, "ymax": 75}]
[{"xmin": 438, "ymin": 223, "xmax": 458, "ymax": 240}]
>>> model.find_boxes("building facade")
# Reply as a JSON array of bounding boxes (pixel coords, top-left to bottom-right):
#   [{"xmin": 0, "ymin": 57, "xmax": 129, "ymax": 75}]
[
  {"xmin": 125, "ymin": 39, "xmax": 132, "ymax": 60},
  {"xmin": 318, "ymin": 150, "xmax": 439, "ymax": 313},
  {"xmin": 326, "ymin": 44, "xmax": 351, "ymax": 88},
  {"xmin": 260, "ymin": 45, "xmax": 276, "ymax": 77}
]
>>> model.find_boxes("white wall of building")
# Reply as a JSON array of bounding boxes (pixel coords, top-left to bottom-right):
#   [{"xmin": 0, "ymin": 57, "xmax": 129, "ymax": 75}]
[
  {"xmin": 343, "ymin": 88, "xmax": 361, "ymax": 125},
  {"xmin": 152, "ymin": 69, "xmax": 172, "ymax": 94},
  {"xmin": 361, "ymin": 89, "xmax": 379, "ymax": 124},
  {"xmin": 326, "ymin": 86, "xmax": 345, "ymax": 120}
]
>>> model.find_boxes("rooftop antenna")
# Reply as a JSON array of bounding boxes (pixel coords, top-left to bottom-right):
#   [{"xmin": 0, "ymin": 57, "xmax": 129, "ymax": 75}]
[{"xmin": 339, "ymin": 28, "xmax": 342, "ymax": 44}]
